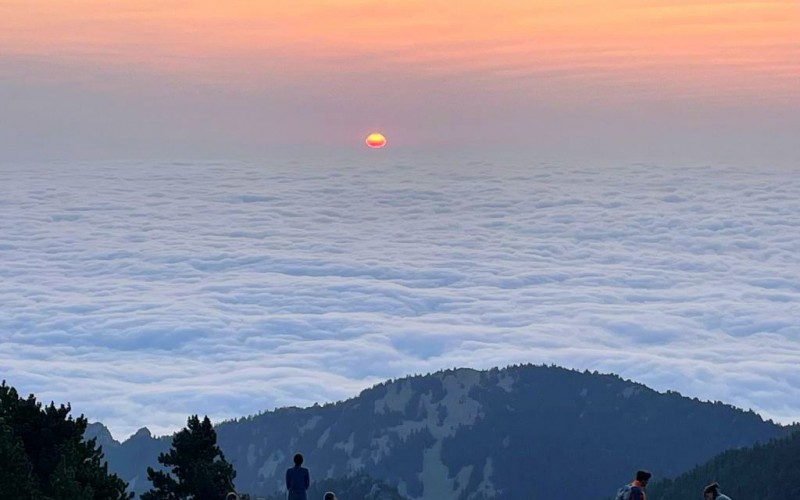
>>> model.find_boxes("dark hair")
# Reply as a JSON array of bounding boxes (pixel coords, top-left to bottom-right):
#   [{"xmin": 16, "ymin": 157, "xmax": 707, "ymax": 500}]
[
  {"xmin": 636, "ymin": 470, "xmax": 652, "ymax": 482},
  {"xmin": 704, "ymin": 482, "xmax": 720, "ymax": 495},
  {"xmin": 293, "ymin": 453, "xmax": 304, "ymax": 466},
  {"xmin": 324, "ymin": 493, "xmax": 336, "ymax": 500}
]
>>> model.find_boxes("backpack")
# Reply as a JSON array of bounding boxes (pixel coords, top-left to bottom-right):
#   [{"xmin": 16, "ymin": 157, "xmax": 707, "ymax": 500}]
[{"xmin": 615, "ymin": 484, "xmax": 633, "ymax": 500}]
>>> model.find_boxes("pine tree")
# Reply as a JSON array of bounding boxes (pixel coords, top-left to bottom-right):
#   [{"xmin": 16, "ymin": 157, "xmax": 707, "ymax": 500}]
[
  {"xmin": 49, "ymin": 441, "xmax": 95, "ymax": 500},
  {"xmin": 0, "ymin": 420, "xmax": 39, "ymax": 499},
  {"xmin": 142, "ymin": 414, "xmax": 237, "ymax": 500},
  {"xmin": 0, "ymin": 380, "xmax": 132, "ymax": 499},
  {"xmin": 648, "ymin": 430, "xmax": 800, "ymax": 500}
]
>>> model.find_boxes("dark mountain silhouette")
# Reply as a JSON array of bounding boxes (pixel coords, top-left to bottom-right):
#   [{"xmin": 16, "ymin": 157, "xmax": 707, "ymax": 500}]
[
  {"xmin": 85, "ymin": 425, "xmax": 163, "ymax": 494},
  {"xmin": 89, "ymin": 364, "xmax": 790, "ymax": 499},
  {"xmin": 647, "ymin": 428, "xmax": 800, "ymax": 500}
]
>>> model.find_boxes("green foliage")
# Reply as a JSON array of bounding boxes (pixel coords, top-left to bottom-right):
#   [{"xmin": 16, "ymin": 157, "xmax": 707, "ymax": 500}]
[
  {"xmin": 648, "ymin": 431, "xmax": 800, "ymax": 500},
  {"xmin": 142, "ymin": 414, "xmax": 237, "ymax": 500},
  {"xmin": 0, "ymin": 421, "xmax": 39, "ymax": 500},
  {"xmin": 0, "ymin": 380, "xmax": 132, "ymax": 500}
]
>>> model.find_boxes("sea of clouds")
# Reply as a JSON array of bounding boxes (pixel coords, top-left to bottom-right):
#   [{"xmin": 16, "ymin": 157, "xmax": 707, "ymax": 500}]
[{"xmin": 1, "ymin": 156, "xmax": 798, "ymax": 439}]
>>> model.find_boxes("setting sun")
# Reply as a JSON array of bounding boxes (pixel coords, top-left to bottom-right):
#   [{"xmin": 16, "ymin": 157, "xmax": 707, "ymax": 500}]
[{"xmin": 365, "ymin": 132, "xmax": 387, "ymax": 148}]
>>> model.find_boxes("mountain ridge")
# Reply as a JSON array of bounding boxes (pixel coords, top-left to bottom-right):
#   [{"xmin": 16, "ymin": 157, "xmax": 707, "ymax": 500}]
[{"xmin": 87, "ymin": 364, "xmax": 791, "ymax": 499}]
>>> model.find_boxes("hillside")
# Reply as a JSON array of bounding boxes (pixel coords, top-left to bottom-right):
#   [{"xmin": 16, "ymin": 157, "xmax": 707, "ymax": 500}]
[
  {"xmin": 648, "ymin": 429, "xmax": 800, "ymax": 500},
  {"xmin": 89, "ymin": 364, "xmax": 789, "ymax": 499},
  {"xmin": 260, "ymin": 472, "xmax": 408, "ymax": 500}
]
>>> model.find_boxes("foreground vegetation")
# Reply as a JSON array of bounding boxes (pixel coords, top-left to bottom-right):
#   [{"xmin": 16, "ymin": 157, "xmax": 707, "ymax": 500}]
[
  {"xmin": 0, "ymin": 381, "xmax": 132, "ymax": 500},
  {"xmin": 649, "ymin": 428, "xmax": 800, "ymax": 500},
  {"xmin": 0, "ymin": 381, "xmax": 405, "ymax": 499}
]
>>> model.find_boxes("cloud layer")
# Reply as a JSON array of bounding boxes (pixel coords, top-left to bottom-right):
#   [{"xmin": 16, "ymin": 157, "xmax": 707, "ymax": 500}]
[{"xmin": 1, "ymin": 156, "xmax": 798, "ymax": 438}]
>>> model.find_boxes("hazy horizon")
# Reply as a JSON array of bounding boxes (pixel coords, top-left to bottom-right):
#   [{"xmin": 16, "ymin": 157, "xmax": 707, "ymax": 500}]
[{"xmin": 1, "ymin": 1, "xmax": 799, "ymax": 164}]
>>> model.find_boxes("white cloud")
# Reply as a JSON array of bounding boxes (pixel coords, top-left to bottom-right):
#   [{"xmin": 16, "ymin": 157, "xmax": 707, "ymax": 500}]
[{"xmin": 0, "ymin": 157, "xmax": 798, "ymax": 439}]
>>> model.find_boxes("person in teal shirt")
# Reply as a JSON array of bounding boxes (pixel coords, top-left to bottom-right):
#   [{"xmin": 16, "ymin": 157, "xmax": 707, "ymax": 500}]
[{"xmin": 704, "ymin": 482, "xmax": 733, "ymax": 500}]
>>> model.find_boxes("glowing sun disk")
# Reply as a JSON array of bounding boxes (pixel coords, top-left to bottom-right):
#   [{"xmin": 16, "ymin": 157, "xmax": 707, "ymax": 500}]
[{"xmin": 366, "ymin": 132, "xmax": 387, "ymax": 148}]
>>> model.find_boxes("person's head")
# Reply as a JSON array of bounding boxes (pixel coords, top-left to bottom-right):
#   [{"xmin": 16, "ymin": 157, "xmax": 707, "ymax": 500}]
[
  {"xmin": 635, "ymin": 470, "xmax": 652, "ymax": 487},
  {"xmin": 293, "ymin": 453, "xmax": 304, "ymax": 466},
  {"xmin": 323, "ymin": 492, "xmax": 336, "ymax": 500},
  {"xmin": 703, "ymin": 482, "xmax": 720, "ymax": 500}
]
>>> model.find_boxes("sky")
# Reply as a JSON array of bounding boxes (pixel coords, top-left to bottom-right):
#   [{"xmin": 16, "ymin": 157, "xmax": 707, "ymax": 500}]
[{"xmin": 1, "ymin": 0, "xmax": 799, "ymax": 163}]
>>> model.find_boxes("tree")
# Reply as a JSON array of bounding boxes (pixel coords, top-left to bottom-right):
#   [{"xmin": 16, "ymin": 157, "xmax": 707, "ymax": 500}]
[
  {"xmin": 0, "ymin": 420, "xmax": 38, "ymax": 500},
  {"xmin": 648, "ymin": 431, "xmax": 800, "ymax": 500},
  {"xmin": 142, "ymin": 414, "xmax": 237, "ymax": 500},
  {"xmin": 0, "ymin": 380, "xmax": 132, "ymax": 500}
]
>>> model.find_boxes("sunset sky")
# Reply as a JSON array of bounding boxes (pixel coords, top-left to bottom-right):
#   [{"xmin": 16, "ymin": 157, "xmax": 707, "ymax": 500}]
[{"xmin": 1, "ymin": 0, "xmax": 798, "ymax": 162}]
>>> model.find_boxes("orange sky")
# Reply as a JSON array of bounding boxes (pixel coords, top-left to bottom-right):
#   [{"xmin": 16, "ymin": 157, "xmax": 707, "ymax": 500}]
[
  {"xmin": 0, "ymin": 1, "xmax": 798, "ymax": 159},
  {"xmin": 2, "ymin": 0, "xmax": 798, "ymax": 99}
]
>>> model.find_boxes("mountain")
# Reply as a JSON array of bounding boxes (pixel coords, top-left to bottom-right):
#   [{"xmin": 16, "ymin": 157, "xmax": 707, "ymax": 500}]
[
  {"xmin": 647, "ymin": 429, "xmax": 800, "ymax": 500},
  {"xmin": 92, "ymin": 426, "xmax": 163, "ymax": 494},
  {"xmin": 86, "ymin": 421, "xmax": 120, "ymax": 452},
  {"xmin": 261, "ymin": 471, "xmax": 408, "ymax": 500},
  {"xmin": 92, "ymin": 364, "xmax": 790, "ymax": 499}
]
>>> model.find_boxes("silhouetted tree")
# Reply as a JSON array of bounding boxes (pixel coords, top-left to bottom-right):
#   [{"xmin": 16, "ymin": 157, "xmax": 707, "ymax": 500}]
[
  {"xmin": 0, "ymin": 420, "xmax": 38, "ymax": 499},
  {"xmin": 648, "ymin": 430, "xmax": 800, "ymax": 500},
  {"xmin": 142, "ymin": 414, "xmax": 236, "ymax": 500},
  {"xmin": 0, "ymin": 380, "xmax": 132, "ymax": 499}
]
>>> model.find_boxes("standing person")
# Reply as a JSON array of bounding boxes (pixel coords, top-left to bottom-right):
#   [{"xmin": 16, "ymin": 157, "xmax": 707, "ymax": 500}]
[
  {"xmin": 286, "ymin": 453, "xmax": 310, "ymax": 500},
  {"xmin": 615, "ymin": 470, "xmax": 652, "ymax": 500},
  {"xmin": 704, "ymin": 482, "xmax": 732, "ymax": 500}
]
